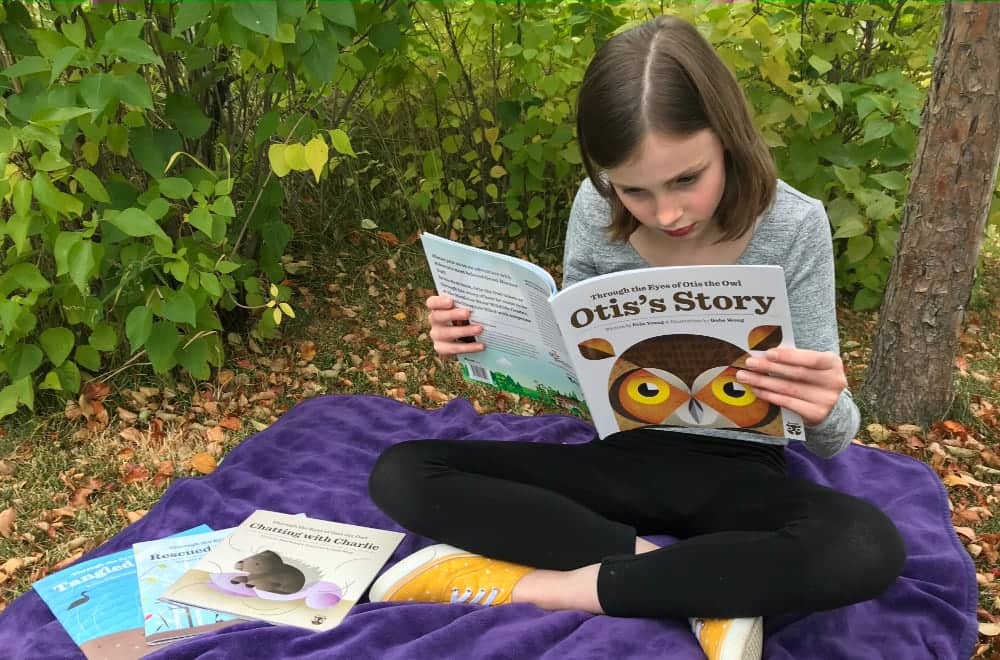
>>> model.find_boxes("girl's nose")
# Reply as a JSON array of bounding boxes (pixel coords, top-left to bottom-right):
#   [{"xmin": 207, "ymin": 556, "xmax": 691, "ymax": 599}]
[{"xmin": 656, "ymin": 203, "xmax": 683, "ymax": 226}]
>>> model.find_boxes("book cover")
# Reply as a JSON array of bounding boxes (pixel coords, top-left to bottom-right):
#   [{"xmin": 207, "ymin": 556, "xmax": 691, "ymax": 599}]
[
  {"xmin": 32, "ymin": 525, "xmax": 210, "ymax": 660},
  {"xmin": 549, "ymin": 265, "xmax": 806, "ymax": 441},
  {"xmin": 421, "ymin": 232, "xmax": 587, "ymax": 411},
  {"xmin": 132, "ymin": 529, "xmax": 242, "ymax": 645},
  {"xmin": 160, "ymin": 511, "xmax": 404, "ymax": 632}
]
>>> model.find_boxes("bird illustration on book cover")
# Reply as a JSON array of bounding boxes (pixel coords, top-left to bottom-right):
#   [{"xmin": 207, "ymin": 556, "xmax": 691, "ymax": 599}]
[{"xmin": 578, "ymin": 325, "xmax": 786, "ymax": 437}]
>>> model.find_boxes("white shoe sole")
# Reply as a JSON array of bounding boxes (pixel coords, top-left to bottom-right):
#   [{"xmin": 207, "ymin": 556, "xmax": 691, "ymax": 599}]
[
  {"xmin": 718, "ymin": 616, "xmax": 763, "ymax": 660},
  {"xmin": 368, "ymin": 543, "xmax": 470, "ymax": 603}
]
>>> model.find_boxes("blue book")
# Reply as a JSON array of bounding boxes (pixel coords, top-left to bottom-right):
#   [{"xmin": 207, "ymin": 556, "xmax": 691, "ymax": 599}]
[
  {"xmin": 132, "ymin": 529, "xmax": 241, "ymax": 644},
  {"xmin": 33, "ymin": 526, "xmax": 210, "ymax": 660}
]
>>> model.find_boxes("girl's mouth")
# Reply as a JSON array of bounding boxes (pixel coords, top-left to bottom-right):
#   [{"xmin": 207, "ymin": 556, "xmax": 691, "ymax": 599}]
[{"xmin": 664, "ymin": 224, "xmax": 695, "ymax": 237}]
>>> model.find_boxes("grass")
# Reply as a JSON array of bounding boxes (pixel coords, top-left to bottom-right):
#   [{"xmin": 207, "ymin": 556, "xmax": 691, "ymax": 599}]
[{"xmin": 1, "ymin": 228, "xmax": 998, "ymax": 655}]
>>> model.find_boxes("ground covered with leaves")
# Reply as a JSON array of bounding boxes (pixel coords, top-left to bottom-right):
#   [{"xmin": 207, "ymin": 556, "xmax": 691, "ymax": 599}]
[{"xmin": 1, "ymin": 231, "xmax": 998, "ymax": 656}]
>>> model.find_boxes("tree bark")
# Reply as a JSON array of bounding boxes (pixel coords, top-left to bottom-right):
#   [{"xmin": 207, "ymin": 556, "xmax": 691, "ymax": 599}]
[{"xmin": 860, "ymin": 2, "xmax": 1000, "ymax": 424}]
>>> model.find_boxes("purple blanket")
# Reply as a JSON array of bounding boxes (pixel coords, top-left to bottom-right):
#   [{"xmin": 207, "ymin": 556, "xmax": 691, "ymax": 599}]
[{"xmin": 0, "ymin": 395, "xmax": 977, "ymax": 659}]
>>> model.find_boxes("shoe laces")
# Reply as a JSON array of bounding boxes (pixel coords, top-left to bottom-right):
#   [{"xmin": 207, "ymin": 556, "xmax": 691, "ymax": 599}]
[{"xmin": 450, "ymin": 586, "xmax": 501, "ymax": 605}]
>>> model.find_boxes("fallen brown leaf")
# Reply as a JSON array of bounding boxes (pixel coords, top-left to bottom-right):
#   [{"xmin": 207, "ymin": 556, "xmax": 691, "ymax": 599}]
[
  {"xmin": 980, "ymin": 622, "xmax": 1000, "ymax": 636},
  {"xmin": 119, "ymin": 427, "xmax": 144, "ymax": 444},
  {"xmin": 0, "ymin": 508, "xmax": 14, "ymax": 538},
  {"xmin": 0, "ymin": 460, "xmax": 14, "ymax": 477},
  {"xmin": 218, "ymin": 416, "xmax": 242, "ymax": 431},
  {"xmin": 190, "ymin": 452, "xmax": 217, "ymax": 475},
  {"xmin": 122, "ymin": 464, "xmax": 150, "ymax": 484},
  {"xmin": 205, "ymin": 426, "xmax": 226, "ymax": 444},
  {"xmin": 298, "ymin": 341, "xmax": 317, "ymax": 362},
  {"xmin": 1, "ymin": 558, "xmax": 24, "ymax": 575},
  {"xmin": 69, "ymin": 487, "xmax": 95, "ymax": 508},
  {"xmin": 124, "ymin": 510, "xmax": 146, "ymax": 524},
  {"xmin": 51, "ymin": 550, "xmax": 84, "ymax": 572}
]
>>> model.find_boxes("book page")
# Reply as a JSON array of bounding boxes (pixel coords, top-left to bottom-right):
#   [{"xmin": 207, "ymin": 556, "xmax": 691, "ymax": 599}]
[
  {"xmin": 550, "ymin": 265, "xmax": 805, "ymax": 442},
  {"xmin": 421, "ymin": 233, "xmax": 585, "ymax": 407}
]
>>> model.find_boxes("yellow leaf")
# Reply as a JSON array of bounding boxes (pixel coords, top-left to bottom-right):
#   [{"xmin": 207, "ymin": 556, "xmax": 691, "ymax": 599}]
[
  {"xmin": 490, "ymin": 165, "xmax": 507, "ymax": 178},
  {"xmin": 393, "ymin": 312, "xmax": 407, "ymax": 321},
  {"xmin": 484, "ymin": 126, "xmax": 499, "ymax": 146},
  {"xmin": 82, "ymin": 141, "xmax": 99, "ymax": 166},
  {"xmin": 190, "ymin": 452, "xmax": 217, "ymax": 475},
  {"xmin": 273, "ymin": 307, "xmax": 283, "ymax": 326},
  {"xmin": 304, "ymin": 136, "xmax": 329, "ymax": 184},
  {"xmin": 284, "ymin": 142, "xmax": 308, "ymax": 172},
  {"xmin": 278, "ymin": 302, "xmax": 295, "ymax": 318},
  {"xmin": 979, "ymin": 622, "xmax": 1000, "ymax": 636},
  {"xmin": 269, "ymin": 283, "xmax": 279, "ymax": 297},
  {"xmin": 268, "ymin": 144, "xmax": 290, "ymax": 177}
]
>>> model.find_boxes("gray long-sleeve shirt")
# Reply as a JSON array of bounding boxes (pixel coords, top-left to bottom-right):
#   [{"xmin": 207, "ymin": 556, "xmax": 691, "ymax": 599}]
[{"xmin": 562, "ymin": 178, "xmax": 860, "ymax": 458}]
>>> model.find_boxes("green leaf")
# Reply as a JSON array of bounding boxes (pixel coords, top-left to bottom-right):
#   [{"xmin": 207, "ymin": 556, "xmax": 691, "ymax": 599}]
[
  {"xmin": 116, "ymin": 72, "xmax": 154, "ymax": 109},
  {"xmin": 328, "ymin": 129, "xmax": 355, "ymax": 157},
  {"xmin": 808, "ymin": 55, "xmax": 833, "ymax": 75},
  {"xmin": 54, "ymin": 231, "xmax": 82, "ymax": 277},
  {"xmin": 0, "ymin": 263, "xmax": 50, "ymax": 298},
  {"xmin": 178, "ymin": 336, "xmax": 211, "ymax": 381},
  {"xmin": 200, "ymin": 272, "xmax": 222, "ymax": 298},
  {"xmin": 853, "ymin": 287, "xmax": 882, "ymax": 311},
  {"xmin": 32, "ymin": 172, "xmax": 83, "ymax": 216},
  {"xmin": 106, "ymin": 124, "xmax": 129, "ymax": 156},
  {"xmin": 104, "ymin": 208, "xmax": 169, "ymax": 240},
  {"xmin": 31, "ymin": 105, "xmax": 91, "ymax": 127},
  {"xmin": 846, "ymin": 235, "xmax": 874, "ymax": 264},
  {"xmin": 146, "ymin": 321, "xmax": 180, "ymax": 373},
  {"xmin": 67, "ymin": 240, "xmax": 96, "ymax": 294},
  {"xmin": 870, "ymin": 171, "xmax": 907, "ymax": 191},
  {"xmin": 6, "ymin": 213, "xmax": 30, "ymax": 255},
  {"xmin": 832, "ymin": 217, "xmax": 867, "ymax": 239},
  {"xmin": 103, "ymin": 37, "xmax": 162, "ymax": 66},
  {"xmin": 40, "ymin": 370, "xmax": 64, "ymax": 391},
  {"xmin": 255, "ymin": 109, "xmax": 280, "ymax": 149},
  {"xmin": 187, "ymin": 206, "xmax": 214, "ymax": 237},
  {"xmin": 48, "ymin": 46, "xmax": 79, "ymax": 86},
  {"xmin": 7, "ymin": 344, "xmax": 44, "ymax": 380},
  {"xmin": 2, "ymin": 56, "xmax": 50, "ymax": 79},
  {"xmin": 174, "ymin": 1, "xmax": 212, "ymax": 33},
  {"xmin": 89, "ymin": 323, "xmax": 117, "ymax": 352},
  {"xmin": 126, "ymin": 305, "xmax": 154, "ymax": 351},
  {"xmin": 40, "ymin": 327, "xmax": 75, "ymax": 366},
  {"xmin": 74, "ymin": 345, "xmax": 101, "ymax": 372},
  {"xmin": 370, "ymin": 22, "xmax": 401, "ymax": 52},
  {"xmin": 832, "ymin": 166, "xmax": 862, "ymax": 190},
  {"xmin": 862, "ymin": 118, "xmax": 895, "ymax": 145},
  {"xmin": 72, "ymin": 169, "xmax": 111, "ymax": 203},
  {"xmin": 162, "ymin": 289, "xmax": 197, "ymax": 326},
  {"xmin": 165, "ymin": 94, "xmax": 212, "ymax": 139},
  {"xmin": 0, "ymin": 384, "xmax": 19, "ymax": 418},
  {"xmin": 319, "ymin": 1, "xmax": 356, "ymax": 29},
  {"xmin": 159, "ymin": 177, "xmax": 193, "ymax": 200},
  {"xmin": 56, "ymin": 360, "xmax": 81, "ymax": 394},
  {"xmin": 209, "ymin": 196, "xmax": 236, "ymax": 217},
  {"xmin": 231, "ymin": 1, "xmax": 278, "ymax": 38}
]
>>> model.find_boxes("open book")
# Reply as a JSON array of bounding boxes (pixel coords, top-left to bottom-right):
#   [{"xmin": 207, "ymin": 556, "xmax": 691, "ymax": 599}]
[{"xmin": 422, "ymin": 233, "xmax": 805, "ymax": 442}]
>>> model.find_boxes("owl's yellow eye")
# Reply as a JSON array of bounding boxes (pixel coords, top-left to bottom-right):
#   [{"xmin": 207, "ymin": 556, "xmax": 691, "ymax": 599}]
[
  {"xmin": 711, "ymin": 376, "xmax": 756, "ymax": 406},
  {"xmin": 625, "ymin": 371, "xmax": 671, "ymax": 405}
]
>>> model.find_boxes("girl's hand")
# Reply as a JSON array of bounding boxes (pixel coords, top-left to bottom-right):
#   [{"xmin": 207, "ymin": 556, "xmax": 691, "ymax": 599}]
[
  {"xmin": 426, "ymin": 295, "xmax": 485, "ymax": 357},
  {"xmin": 735, "ymin": 347, "xmax": 847, "ymax": 426}
]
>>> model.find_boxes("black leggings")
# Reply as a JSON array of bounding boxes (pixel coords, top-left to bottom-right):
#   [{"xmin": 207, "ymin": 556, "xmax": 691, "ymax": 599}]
[{"xmin": 368, "ymin": 429, "xmax": 906, "ymax": 619}]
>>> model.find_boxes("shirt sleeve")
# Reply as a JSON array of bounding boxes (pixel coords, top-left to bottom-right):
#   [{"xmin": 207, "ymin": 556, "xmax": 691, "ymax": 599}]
[{"xmin": 783, "ymin": 202, "xmax": 861, "ymax": 458}]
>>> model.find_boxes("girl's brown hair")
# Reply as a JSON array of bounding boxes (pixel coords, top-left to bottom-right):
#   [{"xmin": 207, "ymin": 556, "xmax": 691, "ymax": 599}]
[{"xmin": 576, "ymin": 15, "xmax": 776, "ymax": 242}]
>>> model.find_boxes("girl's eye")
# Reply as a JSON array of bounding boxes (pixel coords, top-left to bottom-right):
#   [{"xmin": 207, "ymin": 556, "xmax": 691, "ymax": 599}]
[
  {"xmin": 675, "ymin": 173, "xmax": 700, "ymax": 186},
  {"xmin": 621, "ymin": 188, "xmax": 646, "ymax": 196}
]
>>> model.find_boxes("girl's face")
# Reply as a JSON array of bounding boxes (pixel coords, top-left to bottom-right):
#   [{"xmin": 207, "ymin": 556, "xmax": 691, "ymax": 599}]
[{"xmin": 606, "ymin": 129, "xmax": 727, "ymax": 242}]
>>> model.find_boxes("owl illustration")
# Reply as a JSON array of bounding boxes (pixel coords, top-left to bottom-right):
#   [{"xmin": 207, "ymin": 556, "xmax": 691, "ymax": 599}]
[{"xmin": 578, "ymin": 327, "xmax": 785, "ymax": 437}]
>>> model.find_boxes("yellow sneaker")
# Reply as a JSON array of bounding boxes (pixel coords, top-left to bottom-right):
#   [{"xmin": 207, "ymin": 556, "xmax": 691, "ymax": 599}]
[
  {"xmin": 691, "ymin": 616, "xmax": 763, "ymax": 660},
  {"xmin": 368, "ymin": 544, "xmax": 534, "ymax": 606}
]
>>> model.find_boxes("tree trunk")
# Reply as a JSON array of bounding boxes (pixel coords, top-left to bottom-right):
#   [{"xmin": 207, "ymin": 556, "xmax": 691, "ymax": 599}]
[{"xmin": 860, "ymin": 2, "xmax": 1000, "ymax": 424}]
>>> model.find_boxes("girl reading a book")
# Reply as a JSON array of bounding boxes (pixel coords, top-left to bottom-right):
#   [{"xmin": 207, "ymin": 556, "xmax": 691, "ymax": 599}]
[{"xmin": 368, "ymin": 15, "xmax": 905, "ymax": 660}]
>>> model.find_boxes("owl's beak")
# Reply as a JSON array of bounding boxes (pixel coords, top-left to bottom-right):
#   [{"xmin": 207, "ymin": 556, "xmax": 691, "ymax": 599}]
[{"xmin": 688, "ymin": 399, "xmax": 704, "ymax": 423}]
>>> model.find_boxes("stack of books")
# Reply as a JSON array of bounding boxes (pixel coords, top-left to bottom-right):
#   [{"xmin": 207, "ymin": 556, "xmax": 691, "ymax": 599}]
[{"xmin": 32, "ymin": 511, "xmax": 404, "ymax": 659}]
